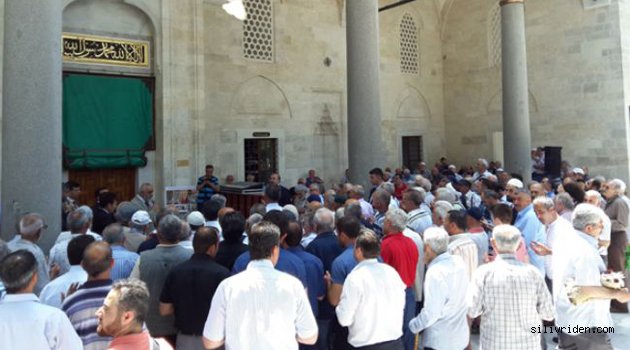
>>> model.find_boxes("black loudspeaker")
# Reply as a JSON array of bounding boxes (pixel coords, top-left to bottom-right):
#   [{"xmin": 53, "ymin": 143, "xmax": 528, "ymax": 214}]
[{"xmin": 544, "ymin": 146, "xmax": 562, "ymax": 178}]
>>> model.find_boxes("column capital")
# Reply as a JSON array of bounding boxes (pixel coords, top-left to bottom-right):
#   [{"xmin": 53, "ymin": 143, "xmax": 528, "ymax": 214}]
[{"xmin": 500, "ymin": 0, "xmax": 524, "ymax": 6}]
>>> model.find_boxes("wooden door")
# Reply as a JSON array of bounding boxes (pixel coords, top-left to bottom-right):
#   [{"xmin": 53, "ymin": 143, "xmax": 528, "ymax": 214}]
[
  {"xmin": 402, "ymin": 136, "xmax": 423, "ymax": 170},
  {"xmin": 68, "ymin": 168, "xmax": 137, "ymax": 207},
  {"xmin": 244, "ymin": 138, "xmax": 278, "ymax": 182}
]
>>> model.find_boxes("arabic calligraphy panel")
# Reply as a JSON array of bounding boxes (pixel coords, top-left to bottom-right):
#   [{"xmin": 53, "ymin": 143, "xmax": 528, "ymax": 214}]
[{"xmin": 62, "ymin": 33, "xmax": 150, "ymax": 68}]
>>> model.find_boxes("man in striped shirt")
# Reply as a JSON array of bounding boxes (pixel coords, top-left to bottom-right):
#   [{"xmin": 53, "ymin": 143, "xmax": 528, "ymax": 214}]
[{"xmin": 63, "ymin": 241, "xmax": 114, "ymax": 350}]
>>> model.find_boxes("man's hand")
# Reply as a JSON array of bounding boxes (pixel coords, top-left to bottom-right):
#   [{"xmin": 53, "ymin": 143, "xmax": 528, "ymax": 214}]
[
  {"xmin": 324, "ymin": 271, "xmax": 332, "ymax": 289},
  {"xmin": 530, "ymin": 241, "xmax": 552, "ymax": 256},
  {"xmin": 615, "ymin": 288, "xmax": 630, "ymax": 303},
  {"xmin": 61, "ymin": 282, "xmax": 81, "ymax": 302},
  {"xmin": 49, "ymin": 264, "xmax": 61, "ymax": 280}
]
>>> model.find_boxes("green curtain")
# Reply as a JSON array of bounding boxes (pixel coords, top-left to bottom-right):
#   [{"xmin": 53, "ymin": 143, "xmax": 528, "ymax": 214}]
[{"xmin": 62, "ymin": 74, "xmax": 153, "ymax": 169}]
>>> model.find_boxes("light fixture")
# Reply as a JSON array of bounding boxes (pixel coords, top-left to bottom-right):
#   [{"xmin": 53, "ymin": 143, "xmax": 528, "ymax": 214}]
[{"xmin": 222, "ymin": 0, "xmax": 247, "ymax": 21}]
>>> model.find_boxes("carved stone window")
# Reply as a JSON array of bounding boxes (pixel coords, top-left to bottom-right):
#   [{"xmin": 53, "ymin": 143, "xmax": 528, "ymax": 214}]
[
  {"xmin": 488, "ymin": 4, "xmax": 501, "ymax": 68},
  {"xmin": 400, "ymin": 14, "xmax": 419, "ymax": 74},
  {"xmin": 243, "ymin": 0, "xmax": 274, "ymax": 62}
]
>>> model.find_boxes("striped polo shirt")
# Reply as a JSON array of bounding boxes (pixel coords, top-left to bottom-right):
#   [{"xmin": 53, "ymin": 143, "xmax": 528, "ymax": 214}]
[{"xmin": 62, "ymin": 279, "xmax": 113, "ymax": 350}]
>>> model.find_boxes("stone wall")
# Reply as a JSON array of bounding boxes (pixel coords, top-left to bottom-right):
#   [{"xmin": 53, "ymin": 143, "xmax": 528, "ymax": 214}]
[
  {"xmin": 443, "ymin": 0, "xmax": 630, "ymax": 181},
  {"xmin": 379, "ymin": 1, "xmax": 446, "ymax": 170},
  {"xmin": 202, "ymin": 0, "xmax": 348, "ymax": 187}
]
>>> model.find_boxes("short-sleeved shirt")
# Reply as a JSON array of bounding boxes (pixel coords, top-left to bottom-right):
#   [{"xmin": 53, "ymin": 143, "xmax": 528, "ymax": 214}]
[
  {"xmin": 160, "ymin": 253, "xmax": 231, "ymax": 335},
  {"xmin": 330, "ymin": 245, "xmax": 358, "ymax": 285},
  {"xmin": 467, "ymin": 254, "xmax": 554, "ymax": 350},
  {"xmin": 381, "ymin": 233, "xmax": 419, "ymax": 288},
  {"xmin": 203, "ymin": 260, "xmax": 317, "ymax": 350},
  {"xmin": 553, "ymin": 230, "xmax": 612, "ymax": 331},
  {"xmin": 232, "ymin": 249, "xmax": 308, "ymax": 288},
  {"xmin": 286, "ymin": 246, "xmax": 325, "ymax": 317},
  {"xmin": 305, "ymin": 232, "xmax": 343, "ymax": 272},
  {"xmin": 196, "ymin": 175, "xmax": 219, "ymax": 205}
]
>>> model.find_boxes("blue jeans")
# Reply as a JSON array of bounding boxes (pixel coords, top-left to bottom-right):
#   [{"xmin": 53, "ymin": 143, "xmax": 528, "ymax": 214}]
[{"xmin": 403, "ymin": 288, "xmax": 416, "ymax": 350}]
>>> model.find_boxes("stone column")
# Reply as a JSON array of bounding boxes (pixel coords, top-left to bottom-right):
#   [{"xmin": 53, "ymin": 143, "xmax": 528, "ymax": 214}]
[
  {"xmin": 1, "ymin": 0, "xmax": 63, "ymax": 251},
  {"xmin": 346, "ymin": 0, "xmax": 386, "ymax": 189},
  {"xmin": 501, "ymin": 0, "xmax": 532, "ymax": 182}
]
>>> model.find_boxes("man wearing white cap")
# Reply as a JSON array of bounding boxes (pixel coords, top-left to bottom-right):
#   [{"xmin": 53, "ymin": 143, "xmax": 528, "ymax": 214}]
[
  {"xmin": 125, "ymin": 210, "xmax": 153, "ymax": 252},
  {"xmin": 572, "ymin": 167, "xmax": 586, "ymax": 181},
  {"xmin": 505, "ymin": 178, "xmax": 524, "ymax": 203},
  {"xmin": 187, "ymin": 211, "xmax": 206, "ymax": 237}
]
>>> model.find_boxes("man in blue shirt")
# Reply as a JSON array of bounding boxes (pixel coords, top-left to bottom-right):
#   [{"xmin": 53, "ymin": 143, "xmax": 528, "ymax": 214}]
[
  {"xmin": 232, "ymin": 211, "xmax": 308, "ymax": 288},
  {"xmin": 285, "ymin": 220, "xmax": 325, "ymax": 318},
  {"xmin": 326, "ymin": 215, "xmax": 361, "ymax": 350},
  {"xmin": 513, "ymin": 188, "xmax": 546, "ymax": 274},
  {"xmin": 306, "ymin": 208, "xmax": 343, "ymax": 271},
  {"xmin": 102, "ymin": 223, "xmax": 139, "ymax": 281},
  {"xmin": 327, "ymin": 215, "xmax": 361, "ymax": 306},
  {"xmin": 305, "ymin": 207, "xmax": 343, "ymax": 349},
  {"xmin": 196, "ymin": 164, "xmax": 220, "ymax": 210}
]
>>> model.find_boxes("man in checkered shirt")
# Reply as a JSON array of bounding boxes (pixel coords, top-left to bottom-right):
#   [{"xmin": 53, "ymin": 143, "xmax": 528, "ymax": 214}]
[{"xmin": 467, "ymin": 224, "xmax": 554, "ymax": 350}]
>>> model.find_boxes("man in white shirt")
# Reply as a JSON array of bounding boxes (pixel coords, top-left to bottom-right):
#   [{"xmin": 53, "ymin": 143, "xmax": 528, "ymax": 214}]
[
  {"xmin": 532, "ymin": 196, "xmax": 575, "ymax": 285},
  {"xmin": 348, "ymin": 185, "xmax": 374, "ymax": 220},
  {"xmin": 431, "ymin": 200, "xmax": 454, "ymax": 228},
  {"xmin": 203, "ymin": 221, "xmax": 318, "ymax": 350},
  {"xmin": 54, "ymin": 206, "xmax": 102, "ymax": 245},
  {"xmin": 336, "ymin": 230, "xmax": 405, "ymax": 349},
  {"xmin": 444, "ymin": 210, "xmax": 479, "ymax": 281},
  {"xmin": 263, "ymin": 184, "xmax": 284, "ymax": 212},
  {"xmin": 554, "ymin": 192, "xmax": 575, "ymax": 223},
  {"xmin": 50, "ymin": 209, "xmax": 96, "ymax": 276},
  {"xmin": 401, "ymin": 189, "xmax": 432, "ymax": 235},
  {"xmin": 472, "ymin": 158, "xmax": 492, "ymax": 182},
  {"xmin": 456, "ymin": 179, "xmax": 482, "ymax": 210},
  {"xmin": 39, "ymin": 235, "xmax": 92, "ymax": 308},
  {"xmin": 0, "ymin": 250, "xmax": 82, "ymax": 350},
  {"xmin": 7, "ymin": 213, "xmax": 50, "ymax": 295},
  {"xmin": 553, "ymin": 204, "xmax": 630, "ymax": 349},
  {"xmin": 409, "ymin": 227, "xmax": 469, "ymax": 350},
  {"xmin": 400, "ymin": 190, "xmax": 427, "ymax": 308}
]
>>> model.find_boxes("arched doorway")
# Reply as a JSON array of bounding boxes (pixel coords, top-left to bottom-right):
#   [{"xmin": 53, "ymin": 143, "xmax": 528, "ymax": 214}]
[{"xmin": 62, "ymin": 0, "xmax": 158, "ymax": 206}]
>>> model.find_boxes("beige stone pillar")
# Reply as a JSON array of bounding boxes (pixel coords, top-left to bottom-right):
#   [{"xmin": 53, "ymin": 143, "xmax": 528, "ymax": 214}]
[
  {"xmin": 501, "ymin": 0, "xmax": 532, "ymax": 182},
  {"xmin": 1, "ymin": 0, "xmax": 63, "ymax": 251},
  {"xmin": 346, "ymin": 0, "xmax": 386, "ymax": 190}
]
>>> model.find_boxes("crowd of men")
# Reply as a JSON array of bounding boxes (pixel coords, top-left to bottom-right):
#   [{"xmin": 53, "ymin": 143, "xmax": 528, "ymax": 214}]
[{"xmin": 1, "ymin": 158, "xmax": 630, "ymax": 350}]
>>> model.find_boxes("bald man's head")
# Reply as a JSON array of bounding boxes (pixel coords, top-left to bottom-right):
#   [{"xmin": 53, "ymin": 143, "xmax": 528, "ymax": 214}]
[
  {"xmin": 218, "ymin": 207, "xmax": 235, "ymax": 220},
  {"xmin": 19, "ymin": 213, "xmax": 45, "ymax": 240},
  {"xmin": 82, "ymin": 241, "xmax": 113, "ymax": 278}
]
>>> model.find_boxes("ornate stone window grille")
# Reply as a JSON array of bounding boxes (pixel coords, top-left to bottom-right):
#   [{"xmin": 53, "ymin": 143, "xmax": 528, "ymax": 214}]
[
  {"xmin": 243, "ymin": 0, "xmax": 274, "ymax": 62},
  {"xmin": 400, "ymin": 14, "xmax": 419, "ymax": 74},
  {"xmin": 488, "ymin": 4, "xmax": 502, "ymax": 68}
]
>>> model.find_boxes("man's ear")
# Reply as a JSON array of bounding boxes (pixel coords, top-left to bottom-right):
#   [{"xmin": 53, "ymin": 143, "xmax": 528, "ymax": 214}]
[{"xmin": 121, "ymin": 310, "xmax": 135, "ymax": 327}]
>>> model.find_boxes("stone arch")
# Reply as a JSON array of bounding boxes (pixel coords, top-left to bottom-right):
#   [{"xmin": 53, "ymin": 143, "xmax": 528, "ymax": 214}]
[
  {"xmin": 396, "ymin": 86, "xmax": 432, "ymax": 121},
  {"xmin": 63, "ymin": 0, "xmax": 159, "ymax": 36},
  {"xmin": 231, "ymin": 75, "xmax": 292, "ymax": 119},
  {"xmin": 486, "ymin": 89, "xmax": 540, "ymax": 114}
]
